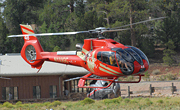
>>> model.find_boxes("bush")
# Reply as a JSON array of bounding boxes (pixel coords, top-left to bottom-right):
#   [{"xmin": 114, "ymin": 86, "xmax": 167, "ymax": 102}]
[
  {"xmin": 43, "ymin": 102, "xmax": 51, "ymax": 106},
  {"xmin": 81, "ymin": 97, "xmax": 95, "ymax": 105},
  {"xmin": 166, "ymin": 73, "xmax": 177, "ymax": 80},
  {"xmin": 124, "ymin": 98, "xmax": 130, "ymax": 103},
  {"xmin": 144, "ymin": 71, "xmax": 150, "ymax": 81},
  {"xmin": 145, "ymin": 98, "xmax": 153, "ymax": 105},
  {"xmin": 157, "ymin": 99, "xmax": 164, "ymax": 104},
  {"xmin": 130, "ymin": 99, "xmax": 138, "ymax": 104},
  {"xmin": 16, "ymin": 101, "xmax": 23, "ymax": 108},
  {"xmin": 103, "ymin": 99, "xmax": 113, "ymax": 105},
  {"xmin": 103, "ymin": 97, "xmax": 122, "ymax": 104},
  {"xmin": 158, "ymin": 75, "xmax": 166, "ymax": 81},
  {"xmin": 152, "ymin": 69, "xmax": 161, "ymax": 75},
  {"xmin": 51, "ymin": 101, "xmax": 61, "ymax": 107},
  {"xmin": 48, "ymin": 101, "xmax": 61, "ymax": 108},
  {"xmin": 3, "ymin": 102, "xmax": 14, "ymax": 108},
  {"xmin": 146, "ymin": 101, "xmax": 153, "ymax": 105}
]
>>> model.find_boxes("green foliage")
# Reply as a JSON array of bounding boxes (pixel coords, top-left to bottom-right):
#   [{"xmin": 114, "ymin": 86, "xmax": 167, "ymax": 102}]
[
  {"xmin": 138, "ymin": 38, "xmax": 155, "ymax": 58},
  {"xmin": 146, "ymin": 100, "xmax": 153, "ymax": 106},
  {"xmin": 156, "ymin": 73, "xmax": 178, "ymax": 81},
  {"xmin": 43, "ymin": 102, "xmax": 51, "ymax": 106},
  {"xmin": 3, "ymin": 97, "xmax": 180, "ymax": 109},
  {"xmin": 152, "ymin": 69, "xmax": 161, "ymax": 75},
  {"xmin": 126, "ymin": 76, "xmax": 134, "ymax": 81},
  {"xmin": 145, "ymin": 98, "xmax": 153, "ymax": 106},
  {"xmin": 144, "ymin": 71, "xmax": 150, "ymax": 81},
  {"xmin": 15, "ymin": 101, "xmax": 23, "ymax": 108},
  {"xmin": 163, "ymin": 40, "xmax": 176, "ymax": 66},
  {"xmin": 158, "ymin": 75, "xmax": 166, "ymax": 81},
  {"xmin": 130, "ymin": 99, "xmax": 138, "ymax": 104},
  {"xmin": 48, "ymin": 101, "xmax": 61, "ymax": 108},
  {"xmin": 124, "ymin": 98, "xmax": 130, "ymax": 103},
  {"xmin": 157, "ymin": 99, "xmax": 164, "ymax": 104},
  {"xmin": 53, "ymin": 46, "xmax": 61, "ymax": 52},
  {"xmin": 3, "ymin": 102, "xmax": 14, "ymax": 108},
  {"xmin": 81, "ymin": 97, "xmax": 95, "ymax": 105},
  {"xmin": 166, "ymin": 73, "xmax": 177, "ymax": 80},
  {"xmin": 103, "ymin": 97, "xmax": 123, "ymax": 104}
]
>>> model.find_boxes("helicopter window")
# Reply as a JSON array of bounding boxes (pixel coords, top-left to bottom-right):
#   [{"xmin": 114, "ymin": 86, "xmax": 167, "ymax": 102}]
[
  {"xmin": 97, "ymin": 52, "xmax": 117, "ymax": 66},
  {"xmin": 97, "ymin": 52, "xmax": 102, "ymax": 61},
  {"xmin": 101, "ymin": 52, "xmax": 111, "ymax": 65},
  {"xmin": 116, "ymin": 53, "xmax": 134, "ymax": 74},
  {"xmin": 130, "ymin": 46, "xmax": 149, "ymax": 65},
  {"xmin": 115, "ymin": 48, "xmax": 134, "ymax": 63},
  {"xmin": 125, "ymin": 48, "xmax": 143, "ymax": 65}
]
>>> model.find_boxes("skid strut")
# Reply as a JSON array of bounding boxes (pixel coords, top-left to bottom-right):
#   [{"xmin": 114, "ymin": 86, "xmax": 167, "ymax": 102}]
[{"xmin": 78, "ymin": 73, "xmax": 143, "ymax": 88}]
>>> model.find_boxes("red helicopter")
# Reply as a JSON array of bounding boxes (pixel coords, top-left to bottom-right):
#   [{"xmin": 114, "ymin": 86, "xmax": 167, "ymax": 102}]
[{"xmin": 8, "ymin": 17, "xmax": 165, "ymax": 89}]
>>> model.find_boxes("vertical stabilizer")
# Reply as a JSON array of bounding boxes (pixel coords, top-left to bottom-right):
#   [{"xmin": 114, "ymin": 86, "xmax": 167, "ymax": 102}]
[{"xmin": 20, "ymin": 24, "xmax": 44, "ymax": 69}]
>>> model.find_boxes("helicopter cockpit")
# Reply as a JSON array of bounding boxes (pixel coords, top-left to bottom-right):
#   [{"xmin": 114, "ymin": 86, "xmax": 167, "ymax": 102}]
[
  {"xmin": 97, "ymin": 50, "xmax": 134, "ymax": 75},
  {"xmin": 97, "ymin": 47, "xmax": 149, "ymax": 75}
]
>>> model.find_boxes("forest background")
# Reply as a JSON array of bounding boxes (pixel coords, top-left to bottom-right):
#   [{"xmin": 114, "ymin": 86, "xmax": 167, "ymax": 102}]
[{"xmin": 0, "ymin": 0, "xmax": 180, "ymax": 65}]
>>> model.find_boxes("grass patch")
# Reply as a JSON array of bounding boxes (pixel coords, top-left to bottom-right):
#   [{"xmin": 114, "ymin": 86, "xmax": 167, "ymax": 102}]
[
  {"xmin": 157, "ymin": 99, "xmax": 164, "ymax": 104},
  {"xmin": 124, "ymin": 98, "xmax": 131, "ymax": 103},
  {"xmin": 81, "ymin": 97, "xmax": 95, "ymax": 105},
  {"xmin": 2, "ymin": 97, "xmax": 180, "ymax": 110},
  {"xmin": 48, "ymin": 101, "xmax": 61, "ymax": 108},
  {"xmin": 103, "ymin": 97, "xmax": 122, "ymax": 104}
]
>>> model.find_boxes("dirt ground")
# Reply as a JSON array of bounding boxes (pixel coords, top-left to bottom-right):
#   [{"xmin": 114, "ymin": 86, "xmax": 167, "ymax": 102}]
[{"xmin": 120, "ymin": 62, "xmax": 180, "ymax": 98}]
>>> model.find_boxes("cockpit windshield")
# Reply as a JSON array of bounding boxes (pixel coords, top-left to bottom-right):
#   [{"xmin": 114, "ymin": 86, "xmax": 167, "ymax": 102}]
[
  {"xmin": 97, "ymin": 51, "xmax": 118, "ymax": 67},
  {"xmin": 124, "ymin": 48, "xmax": 143, "ymax": 65},
  {"xmin": 115, "ymin": 51, "xmax": 134, "ymax": 75},
  {"xmin": 97, "ymin": 49, "xmax": 134, "ymax": 75},
  {"xmin": 112, "ymin": 48, "xmax": 134, "ymax": 63}
]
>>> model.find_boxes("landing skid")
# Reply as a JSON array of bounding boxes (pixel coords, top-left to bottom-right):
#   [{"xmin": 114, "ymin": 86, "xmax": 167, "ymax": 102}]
[{"xmin": 78, "ymin": 73, "xmax": 144, "ymax": 88}]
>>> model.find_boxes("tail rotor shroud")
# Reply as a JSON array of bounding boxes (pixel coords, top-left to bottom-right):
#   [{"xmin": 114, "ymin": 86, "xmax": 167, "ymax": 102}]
[{"xmin": 25, "ymin": 45, "xmax": 36, "ymax": 63}]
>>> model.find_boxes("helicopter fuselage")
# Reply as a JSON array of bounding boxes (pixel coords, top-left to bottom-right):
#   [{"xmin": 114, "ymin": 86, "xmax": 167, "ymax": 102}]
[{"xmin": 37, "ymin": 38, "xmax": 149, "ymax": 77}]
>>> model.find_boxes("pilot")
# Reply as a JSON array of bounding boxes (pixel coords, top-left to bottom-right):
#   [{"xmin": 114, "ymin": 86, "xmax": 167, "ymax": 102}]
[{"xmin": 109, "ymin": 54, "xmax": 116, "ymax": 66}]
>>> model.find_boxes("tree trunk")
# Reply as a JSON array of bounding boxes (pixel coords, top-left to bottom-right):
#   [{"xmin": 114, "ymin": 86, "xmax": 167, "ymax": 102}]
[
  {"xmin": 129, "ymin": 0, "xmax": 136, "ymax": 46},
  {"xmin": 69, "ymin": 0, "xmax": 74, "ymax": 13}
]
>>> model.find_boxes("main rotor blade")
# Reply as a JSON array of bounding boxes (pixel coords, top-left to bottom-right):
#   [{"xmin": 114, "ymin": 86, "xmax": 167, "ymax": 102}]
[
  {"xmin": 112, "ymin": 17, "xmax": 166, "ymax": 29},
  {"xmin": 8, "ymin": 31, "xmax": 89, "ymax": 37},
  {"xmin": 101, "ymin": 28, "xmax": 130, "ymax": 33}
]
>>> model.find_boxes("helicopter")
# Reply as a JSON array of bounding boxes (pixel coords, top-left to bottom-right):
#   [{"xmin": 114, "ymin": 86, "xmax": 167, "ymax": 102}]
[{"xmin": 8, "ymin": 17, "xmax": 165, "ymax": 89}]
